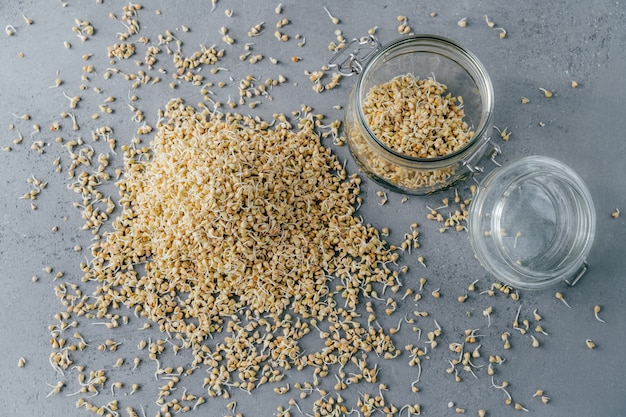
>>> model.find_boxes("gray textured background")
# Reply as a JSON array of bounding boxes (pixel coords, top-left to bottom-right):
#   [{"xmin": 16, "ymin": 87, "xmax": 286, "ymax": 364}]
[{"xmin": 1, "ymin": 1, "xmax": 625, "ymax": 416}]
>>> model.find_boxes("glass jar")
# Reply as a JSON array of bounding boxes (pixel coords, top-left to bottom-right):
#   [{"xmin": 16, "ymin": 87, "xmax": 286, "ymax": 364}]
[
  {"xmin": 468, "ymin": 156, "xmax": 596, "ymax": 290},
  {"xmin": 337, "ymin": 35, "xmax": 495, "ymax": 195}
]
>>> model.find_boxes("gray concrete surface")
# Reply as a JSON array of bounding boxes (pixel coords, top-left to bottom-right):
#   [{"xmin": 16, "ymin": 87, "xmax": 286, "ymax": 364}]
[{"xmin": 1, "ymin": 1, "xmax": 625, "ymax": 416}]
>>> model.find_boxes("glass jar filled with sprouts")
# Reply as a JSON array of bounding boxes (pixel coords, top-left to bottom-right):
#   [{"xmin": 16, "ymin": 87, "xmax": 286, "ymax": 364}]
[{"xmin": 332, "ymin": 35, "xmax": 496, "ymax": 195}]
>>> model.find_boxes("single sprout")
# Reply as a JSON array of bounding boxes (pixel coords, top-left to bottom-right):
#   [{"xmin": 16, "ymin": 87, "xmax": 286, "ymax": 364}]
[
  {"xmin": 323, "ymin": 6, "xmax": 340, "ymax": 24},
  {"xmin": 13, "ymin": 113, "xmax": 30, "ymax": 120},
  {"xmin": 453, "ymin": 369, "xmax": 463, "ymax": 382},
  {"xmin": 585, "ymin": 339, "xmax": 596, "ymax": 349},
  {"xmin": 514, "ymin": 403, "xmax": 529, "ymax": 412},
  {"xmin": 539, "ymin": 87, "xmax": 553, "ymax": 98},
  {"xmin": 481, "ymin": 289, "xmax": 495, "ymax": 297},
  {"xmin": 521, "ymin": 97, "xmax": 530, "ymax": 104},
  {"xmin": 532, "ymin": 308, "xmax": 542, "ymax": 321},
  {"xmin": 49, "ymin": 71, "xmax": 63, "ymax": 88},
  {"xmin": 68, "ymin": 113, "xmax": 79, "ymax": 131},
  {"xmin": 417, "ymin": 256, "xmax": 426, "ymax": 267},
  {"xmin": 419, "ymin": 277, "xmax": 427, "ymax": 291},
  {"xmin": 110, "ymin": 381, "xmax": 123, "ymax": 395},
  {"xmin": 555, "ymin": 292, "xmax": 571, "ymax": 308},
  {"xmin": 457, "ymin": 17, "xmax": 468, "ymax": 27},
  {"xmin": 483, "ymin": 306, "xmax": 493, "ymax": 327},
  {"xmin": 471, "ymin": 344, "xmax": 481, "ymax": 359},
  {"xmin": 484, "ymin": 15, "xmax": 495, "ymax": 28},
  {"xmin": 495, "ymin": 27, "xmax": 507, "ymax": 39},
  {"xmin": 592, "ymin": 304, "xmax": 606, "ymax": 323},
  {"xmin": 611, "ymin": 208, "xmax": 620, "ymax": 219},
  {"xmin": 541, "ymin": 396, "xmax": 550, "ymax": 404}
]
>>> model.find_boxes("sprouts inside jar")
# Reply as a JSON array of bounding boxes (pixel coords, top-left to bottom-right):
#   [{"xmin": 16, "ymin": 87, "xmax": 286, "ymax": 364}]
[{"xmin": 362, "ymin": 73, "xmax": 474, "ymax": 159}]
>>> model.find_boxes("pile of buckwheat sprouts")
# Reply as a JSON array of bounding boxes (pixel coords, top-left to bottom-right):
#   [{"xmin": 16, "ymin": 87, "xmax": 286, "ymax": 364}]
[
  {"xmin": 362, "ymin": 73, "xmax": 474, "ymax": 158},
  {"xmin": 83, "ymin": 98, "xmax": 403, "ymax": 402}
]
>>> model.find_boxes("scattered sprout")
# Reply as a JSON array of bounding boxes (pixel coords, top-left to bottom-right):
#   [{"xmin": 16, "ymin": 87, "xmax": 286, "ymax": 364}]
[
  {"xmin": 593, "ymin": 305, "xmax": 606, "ymax": 323},
  {"xmin": 611, "ymin": 208, "xmax": 620, "ymax": 219},
  {"xmin": 323, "ymin": 6, "xmax": 340, "ymax": 24},
  {"xmin": 555, "ymin": 292, "xmax": 571, "ymax": 308},
  {"xmin": 539, "ymin": 87, "xmax": 553, "ymax": 98}
]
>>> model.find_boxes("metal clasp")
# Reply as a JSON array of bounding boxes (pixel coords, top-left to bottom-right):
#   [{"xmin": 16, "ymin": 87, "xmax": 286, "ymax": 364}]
[
  {"xmin": 328, "ymin": 35, "xmax": 382, "ymax": 76},
  {"xmin": 564, "ymin": 261, "xmax": 588, "ymax": 287},
  {"xmin": 463, "ymin": 136, "xmax": 502, "ymax": 186}
]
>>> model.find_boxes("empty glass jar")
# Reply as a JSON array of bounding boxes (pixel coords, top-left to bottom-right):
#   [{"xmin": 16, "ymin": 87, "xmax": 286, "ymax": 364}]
[{"xmin": 468, "ymin": 156, "xmax": 596, "ymax": 290}]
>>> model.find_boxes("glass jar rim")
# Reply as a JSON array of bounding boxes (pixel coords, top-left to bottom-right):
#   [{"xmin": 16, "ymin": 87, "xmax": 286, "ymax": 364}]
[{"xmin": 355, "ymin": 34, "xmax": 495, "ymax": 164}]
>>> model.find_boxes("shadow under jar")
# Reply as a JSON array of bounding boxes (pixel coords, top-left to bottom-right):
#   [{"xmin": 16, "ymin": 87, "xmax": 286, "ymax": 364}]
[{"xmin": 344, "ymin": 35, "xmax": 495, "ymax": 195}]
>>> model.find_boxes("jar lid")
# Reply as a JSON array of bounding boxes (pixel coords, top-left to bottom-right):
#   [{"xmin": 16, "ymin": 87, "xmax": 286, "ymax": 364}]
[{"xmin": 468, "ymin": 156, "xmax": 596, "ymax": 290}]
